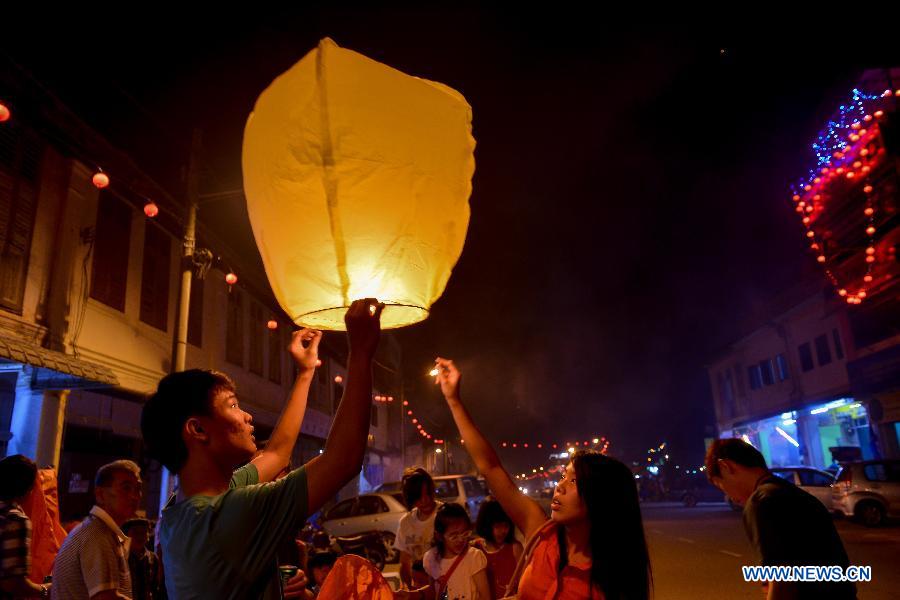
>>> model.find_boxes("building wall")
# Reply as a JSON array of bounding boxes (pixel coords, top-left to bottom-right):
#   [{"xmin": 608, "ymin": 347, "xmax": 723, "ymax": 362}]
[{"xmin": 709, "ymin": 292, "xmax": 853, "ymax": 430}]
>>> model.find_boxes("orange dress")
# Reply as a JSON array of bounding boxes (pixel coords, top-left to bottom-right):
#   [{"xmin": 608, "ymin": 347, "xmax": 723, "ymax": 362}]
[
  {"xmin": 476, "ymin": 541, "xmax": 520, "ymax": 599},
  {"xmin": 516, "ymin": 523, "xmax": 603, "ymax": 600}
]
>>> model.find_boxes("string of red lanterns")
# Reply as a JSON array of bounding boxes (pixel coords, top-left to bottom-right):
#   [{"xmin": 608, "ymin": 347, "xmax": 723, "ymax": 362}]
[
  {"xmin": 791, "ymin": 89, "xmax": 897, "ymax": 305},
  {"xmin": 402, "ymin": 398, "xmax": 436, "ymax": 440},
  {"xmin": 0, "ymin": 97, "xmax": 293, "ymax": 335}
]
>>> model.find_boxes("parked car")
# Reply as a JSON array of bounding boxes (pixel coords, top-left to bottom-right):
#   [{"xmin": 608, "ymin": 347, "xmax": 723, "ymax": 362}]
[
  {"xmin": 320, "ymin": 492, "xmax": 407, "ymax": 553},
  {"xmin": 667, "ymin": 473, "xmax": 727, "ymax": 507},
  {"xmin": 832, "ymin": 460, "xmax": 900, "ymax": 527},
  {"xmin": 377, "ymin": 474, "xmax": 489, "ymax": 518},
  {"xmin": 771, "ymin": 467, "xmax": 835, "ymax": 509}
]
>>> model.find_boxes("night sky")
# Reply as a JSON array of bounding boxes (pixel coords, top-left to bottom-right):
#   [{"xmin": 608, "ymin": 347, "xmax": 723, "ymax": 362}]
[{"xmin": 5, "ymin": 7, "xmax": 900, "ymax": 471}]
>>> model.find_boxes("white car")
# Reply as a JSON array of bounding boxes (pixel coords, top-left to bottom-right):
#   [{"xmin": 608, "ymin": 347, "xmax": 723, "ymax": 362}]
[
  {"xmin": 321, "ymin": 492, "xmax": 408, "ymax": 544},
  {"xmin": 377, "ymin": 475, "xmax": 489, "ymax": 519},
  {"xmin": 771, "ymin": 467, "xmax": 835, "ymax": 509}
]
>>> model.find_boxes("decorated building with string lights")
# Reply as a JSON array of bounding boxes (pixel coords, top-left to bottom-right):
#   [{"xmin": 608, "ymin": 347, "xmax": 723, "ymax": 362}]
[
  {"xmin": 0, "ymin": 59, "xmax": 411, "ymax": 519},
  {"xmin": 708, "ymin": 68, "xmax": 900, "ymax": 469}
]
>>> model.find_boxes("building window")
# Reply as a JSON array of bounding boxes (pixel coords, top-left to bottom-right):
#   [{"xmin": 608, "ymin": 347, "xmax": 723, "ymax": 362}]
[
  {"xmin": 226, "ymin": 288, "xmax": 244, "ymax": 366},
  {"xmin": 798, "ymin": 342, "xmax": 814, "ymax": 372},
  {"xmin": 187, "ymin": 277, "xmax": 203, "ymax": 347},
  {"xmin": 775, "ymin": 354, "xmax": 790, "ymax": 381},
  {"xmin": 760, "ymin": 359, "xmax": 775, "ymax": 386},
  {"xmin": 815, "ymin": 334, "xmax": 832, "ymax": 366},
  {"xmin": 833, "ymin": 329, "xmax": 844, "ymax": 360},
  {"xmin": 90, "ymin": 191, "xmax": 131, "ymax": 311},
  {"xmin": 139, "ymin": 225, "xmax": 171, "ymax": 331},
  {"xmin": 268, "ymin": 326, "xmax": 282, "ymax": 384},
  {"xmin": 748, "ymin": 365, "xmax": 763, "ymax": 390},
  {"xmin": 0, "ymin": 124, "xmax": 42, "ymax": 313},
  {"xmin": 248, "ymin": 302, "xmax": 264, "ymax": 375}
]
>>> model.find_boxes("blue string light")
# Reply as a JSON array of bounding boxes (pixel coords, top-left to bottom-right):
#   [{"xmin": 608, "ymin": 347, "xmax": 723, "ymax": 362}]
[{"xmin": 794, "ymin": 88, "xmax": 885, "ymax": 193}]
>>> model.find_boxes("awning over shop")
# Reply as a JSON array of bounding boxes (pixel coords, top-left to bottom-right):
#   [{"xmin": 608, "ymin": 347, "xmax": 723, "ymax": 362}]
[{"xmin": 0, "ymin": 336, "xmax": 119, "ymax": 389}]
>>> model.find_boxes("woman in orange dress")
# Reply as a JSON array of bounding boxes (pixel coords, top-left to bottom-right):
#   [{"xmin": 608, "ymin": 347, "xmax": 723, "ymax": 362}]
[{"xmin": 433, "ymin": 358, "xmax": 652, "ymax": 600}]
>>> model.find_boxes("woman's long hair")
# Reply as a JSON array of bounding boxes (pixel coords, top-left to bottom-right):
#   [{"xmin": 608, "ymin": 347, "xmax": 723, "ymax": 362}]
[{"xmin": 559, "ymin": 451, "xmax": 652, "ymax": 599}]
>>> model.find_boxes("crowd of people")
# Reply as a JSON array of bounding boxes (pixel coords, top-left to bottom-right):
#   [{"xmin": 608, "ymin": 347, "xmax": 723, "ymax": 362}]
[{"xmin": 1, "ymin": 301, "xmax": 857, "ymax": 599}]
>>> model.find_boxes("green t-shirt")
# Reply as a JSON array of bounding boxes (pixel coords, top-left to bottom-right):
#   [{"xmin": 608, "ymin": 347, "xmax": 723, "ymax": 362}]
[{"xmin": 160, "ymin": 464, "xmax": 309, "ymax": 599}]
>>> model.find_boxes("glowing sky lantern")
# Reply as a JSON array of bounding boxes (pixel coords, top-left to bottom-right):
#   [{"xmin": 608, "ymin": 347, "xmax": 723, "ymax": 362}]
[{"xmin": 243, "ymin": 38, "xmax": 475, "ymax": 330}]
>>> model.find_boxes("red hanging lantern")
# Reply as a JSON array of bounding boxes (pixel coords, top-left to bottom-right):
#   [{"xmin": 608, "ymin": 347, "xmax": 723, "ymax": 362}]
[
  {"xmin": 315, "ymin": 359, "xmax": 322, "ymax": 367},
  {"xmin": 334, "ymin": 375, "xmax": 343, "ymax": 384},
  {"xmin": 864, "ymin": 274, "xmax": 873, "ymax": 283},
  {"xmin": 866, "ymin": 226, "xmax": 876, "ymax": 236},
  {"xmin": 817, "ymin": 255, "xmax": 826, "ymax": 263},
  {"xmin": 864, "ymin": 207, "xmax": 875, "ymax": 217},
  {"xmin": 403, "ymin": 400, "xmax": 409, "ymax": 406},
  {"xmin": 143, "ymin": 201, "xmax": 159, "ymax": 218},
  {"xmin": 267, "ymin": 319, "xmax": 278, "ymax": 330},
  {"xmin": 92, "ymin": 171, "xmax": 110, "ymax": 189},
  {"xmin": 225, "ymin": 272, "xmax": 238, "ymax": 285},
  {"xmin": 0, "ymin": 102, "xmax": 10, "ymax": 122}
]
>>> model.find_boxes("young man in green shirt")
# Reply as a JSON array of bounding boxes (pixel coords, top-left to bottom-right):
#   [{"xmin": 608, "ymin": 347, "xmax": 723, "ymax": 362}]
[{"xmin": 141, "ymin": 299, "xmax": 383, "ymax": 599}]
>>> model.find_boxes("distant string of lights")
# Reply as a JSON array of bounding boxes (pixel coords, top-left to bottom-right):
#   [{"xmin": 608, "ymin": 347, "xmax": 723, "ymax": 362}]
[
  {"xmin": 790, "ymin": 87, "xmax": 899, "ymax": 304},
  {"xmin": 499, "ymin": 438, "xmax": 610, "ymax": 453}
]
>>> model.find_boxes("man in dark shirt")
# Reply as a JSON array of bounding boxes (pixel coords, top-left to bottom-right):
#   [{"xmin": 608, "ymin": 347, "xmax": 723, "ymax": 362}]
[
  {"xmin": 705, "ymin": 438, "xmax": 856, "ymax": 600},
  {"xmin": 122, "ymin": 519, "xmax": 163, "ymax": 600}
]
